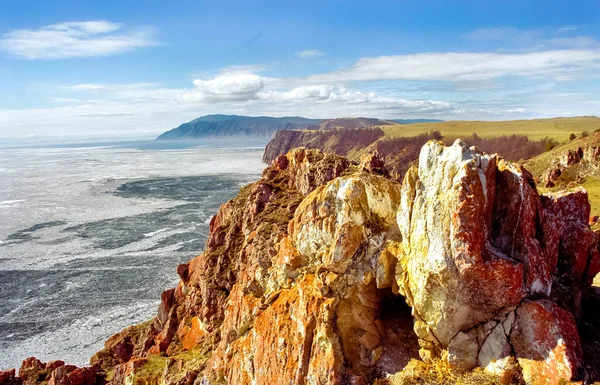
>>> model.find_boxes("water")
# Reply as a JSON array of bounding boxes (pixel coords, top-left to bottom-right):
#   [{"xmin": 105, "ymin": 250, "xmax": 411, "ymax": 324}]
[{"xmin": 0, "ymin": 139, "xmax": 268, "ymax": 370}]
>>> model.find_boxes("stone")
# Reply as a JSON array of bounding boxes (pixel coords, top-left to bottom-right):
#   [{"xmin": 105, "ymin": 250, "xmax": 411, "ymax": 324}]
[
  {"xmin": 477, "ymin": 318, "xmax": 513, "ymax": 374},
  {"xmin": 0, "ymin": 369, "xmax": 22, "ymax": 385},
  {"xmin": 19, "ymin": 358, "xmax": 64, "ymax": 385},
  {"xmin": 511, "ymin": 300, "xmax": 583, "ymax": 385},
  {"xmin": 395, "ymin": 139, "xmax": 597, "ymax": 382},
  {"xmin": 396, "ymin": 140, "xmax": 531, "ymax": 347},
  {"xmin": 447, "ymin": 331, "xmax": 479, "ymax": 370}
]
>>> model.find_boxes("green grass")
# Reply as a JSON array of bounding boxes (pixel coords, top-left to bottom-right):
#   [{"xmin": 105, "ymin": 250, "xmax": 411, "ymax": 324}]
[{"xmin": 377, "ymin": 117, "xmax": 600, "ymax": 142}]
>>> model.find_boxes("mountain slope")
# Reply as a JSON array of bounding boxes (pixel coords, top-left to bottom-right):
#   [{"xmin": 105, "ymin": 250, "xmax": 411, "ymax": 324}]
[{"xmin": 156, "ymin": 115, "xmax": 323, "ymax": 140}]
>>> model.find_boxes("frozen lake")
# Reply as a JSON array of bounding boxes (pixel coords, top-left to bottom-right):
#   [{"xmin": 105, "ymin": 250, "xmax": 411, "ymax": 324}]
[{"xmin": 0, "ymin": 139, "xmax": 267, "ymax": 370}]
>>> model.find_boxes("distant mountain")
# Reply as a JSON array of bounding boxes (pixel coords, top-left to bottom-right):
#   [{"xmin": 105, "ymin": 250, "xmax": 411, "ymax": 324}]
[
  {"xmin": 156, "ymin": 115, "xmax": 323, "ymax": 140},
  {"xmin": 391, "ymin": 119, "xmax": 444, "ymax": 124}
]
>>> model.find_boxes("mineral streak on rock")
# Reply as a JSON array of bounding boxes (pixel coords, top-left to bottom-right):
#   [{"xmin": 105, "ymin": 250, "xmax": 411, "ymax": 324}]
[
  {"xmin": 396, "ymin": 139, "xmax": 599, "ymax": 383},
  {"xmin": 3, "ymin": 141, "xmax": 599, "ymax": 385}
]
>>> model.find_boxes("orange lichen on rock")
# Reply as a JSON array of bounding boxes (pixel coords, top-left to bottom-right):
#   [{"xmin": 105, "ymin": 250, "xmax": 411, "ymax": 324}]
[{"xmin": 5, "ymin": 143, "xmax": 600, "ymax": 385}]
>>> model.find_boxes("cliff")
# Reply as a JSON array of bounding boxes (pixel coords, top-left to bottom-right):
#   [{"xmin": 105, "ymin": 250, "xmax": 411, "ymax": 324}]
[
  {"xmin": 3, "ymin": 141, "xmax": 600, "ymax": 385},
  {"xmin": 263, "ymin": 128, "xmax": 386, "ymax": 165},
  {"xmin": 264, "ymin": 129, "xmax": 549, "ymax": 182},
  {"xmin": 156, "ymin": 115, "xmax": 323, "ymax": 140}
]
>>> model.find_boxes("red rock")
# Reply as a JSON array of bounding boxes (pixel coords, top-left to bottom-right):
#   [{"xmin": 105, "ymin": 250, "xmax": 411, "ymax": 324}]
[
  {"xmin": 111, "ymin": 337, "xmax": 133, "ymax": 363},
  {"xmin": 156, "ymin": 288, "xmax": 175, "ymax": 328},
  {"xmin": 176, "ymin": 263, "xmax": 189, "ymax": 282},
  {"xmin": 19, "ymin": 358, "xmax": 63, "ymax": 385},
  {"xmin": 542, "ymin": 188, "xmax": 590, "ymax": 223},
  {"xmin": 181, "ymin": 316, "xmax": 207, "ymax": 350},
  {"xmin": 359, "ymin": 151, "xmax": 388, "ymax": 176},
  {"xmin": 47, "ymin": 365, "xmax": 77, "ymax": 385},
  {"xmin": 80, "ymin": 144, "xmax": 599, "ymax": 384},
  {"xmin": 511, "ymin": 300, "xmax": 583, "ymax": 385},
  {"xmin": 59, "ymin": 367, "xmax": 97, "ymax": 385},
  {"xmin": 542, "ymin": 189, "xmax": 600, "ymax": 317},
  {"xmin": 0, "ymin": 369, "xmax": 22, "ymax": 385},
  {"xmin": 273, "ymin": 154, "xmax": 289, "ymax": 171},
  {"xmin": 111, "ymin": 358, "xmax": 147, "ymax": 385}
]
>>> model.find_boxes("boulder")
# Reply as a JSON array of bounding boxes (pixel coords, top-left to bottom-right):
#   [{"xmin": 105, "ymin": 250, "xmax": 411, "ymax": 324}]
[
  {"xmin": 395, "ymin": 139, "xmax": 597, "ymax": 382},
  {"xmin": 511, "ymin": 300, "xmax": 583, "ymax": 385}
]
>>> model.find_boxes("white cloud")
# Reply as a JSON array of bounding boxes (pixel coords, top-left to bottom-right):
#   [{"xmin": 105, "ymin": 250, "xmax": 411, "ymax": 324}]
[
  {"xmin": 0, "ymin": 21, "xmax": 158, "ymax": 59},
  {"xmin": 63, "ymin": 84, "xmax": 108, "ymax": 91},
  {"xmin": 0, "ymin": 74, "xmax": 457, "ymax": 138},
  {"xmin": 188, "ymin": 73, "xmax": 270, "ymax": 103},
  {"xmin": 305, "ymin": 49, "xmax": 600, "ymax": 83},
  {"xmin": 258, "ymin": 85, "xmax": 450, "ymax": 112},
  {"xmin": 5, "ymin": 26, "xmax": 600, "ymax": 138},
  {"xmin": 298, "ymin": 50, "xmax": 323, "ymax": 58}
]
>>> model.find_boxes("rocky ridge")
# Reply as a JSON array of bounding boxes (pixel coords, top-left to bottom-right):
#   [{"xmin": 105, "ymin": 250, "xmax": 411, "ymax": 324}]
[{"xmin": 2, "ymin": 141, "xmax": 600, "ymax": 385}]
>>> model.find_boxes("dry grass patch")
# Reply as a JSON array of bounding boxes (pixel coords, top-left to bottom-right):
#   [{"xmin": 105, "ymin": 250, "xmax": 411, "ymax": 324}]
[{"xmin": 373, "ymin": 359, "xmax": 524, "ymax": 385}]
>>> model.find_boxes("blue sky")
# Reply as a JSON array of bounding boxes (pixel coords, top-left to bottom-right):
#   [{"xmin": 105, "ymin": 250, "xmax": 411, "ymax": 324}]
[{"xmin": 1, "ymin": 0, "xmax": 600, "ymax": 139}]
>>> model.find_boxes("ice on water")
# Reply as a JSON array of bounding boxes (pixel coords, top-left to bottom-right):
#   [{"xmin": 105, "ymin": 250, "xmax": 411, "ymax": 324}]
[{"xmin": 0, "ymin": 140, "xmax": 266, "ymax": 370}]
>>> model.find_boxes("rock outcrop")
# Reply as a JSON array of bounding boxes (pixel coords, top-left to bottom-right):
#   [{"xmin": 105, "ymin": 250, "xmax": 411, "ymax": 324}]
[
  {"xmin": 4, "ymin": 141, "xmax": 600, "ymax": 385},
  {"xmin": 396, "ymin": 140, "xmax": 599, "ymax": 383},
  {"xmin": 0, "ymin": 358, "xmax": 103, "ymax": 385},
  {"xmin": 534, "ymin": 131, "xmax": 600, "ymax": 188}
]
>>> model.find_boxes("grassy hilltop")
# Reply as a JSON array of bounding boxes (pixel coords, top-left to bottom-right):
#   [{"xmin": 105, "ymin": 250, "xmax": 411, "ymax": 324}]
[{"xmin": 377, "ymin": 116, "xmax": 600, "ymax": 142}]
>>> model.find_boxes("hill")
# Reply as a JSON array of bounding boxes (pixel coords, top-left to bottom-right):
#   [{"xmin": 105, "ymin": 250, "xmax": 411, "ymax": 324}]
[
  {"xmin": 156, "ymin": 115, "xmax": 323, "ymax": 140},
  {"xmin": 526, "ymin": 129, "xmax": 600, "ymax": 216},
  {"xmin": 379, "ymin": 116, "xmax": 600, "ymax": 142}
]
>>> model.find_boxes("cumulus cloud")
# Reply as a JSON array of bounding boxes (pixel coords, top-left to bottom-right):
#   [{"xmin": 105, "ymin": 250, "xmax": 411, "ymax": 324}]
[
  {"xmin": 187, "ymin": 73, "xmax": 270, "ymax": 103},
  {"xmin": 298, "ymin": 50, "xmax": 323, "ymax": 58},
  {"xmin": 0, "ymin": 21, "xmax": 157, "ymax": 59},
  {"xmin": 175, "ymin": 73, "xmax": 450, "ymax": 115}
]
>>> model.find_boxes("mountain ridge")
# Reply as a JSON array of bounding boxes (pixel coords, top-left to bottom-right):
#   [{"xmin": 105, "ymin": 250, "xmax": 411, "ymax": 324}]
[
  {"xmin": 155, "ymin": 115, "xmax": 446, "ymax": 140},
  {"xmin": 156, "ymin": 115, "xmax": 323, "ymax": 140}
]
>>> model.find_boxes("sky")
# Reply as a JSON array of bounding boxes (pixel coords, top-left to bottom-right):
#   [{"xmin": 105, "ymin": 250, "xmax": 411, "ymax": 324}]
[{"xmin": 1, "ymin": 0, "xmax": 600, "ymax": 139}]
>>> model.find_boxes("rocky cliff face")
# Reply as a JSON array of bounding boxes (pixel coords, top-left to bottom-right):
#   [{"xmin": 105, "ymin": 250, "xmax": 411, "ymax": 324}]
[
  {"xmin": 3, "ymin": 141, "xmax": 599, "ymax": 385},
  {"xmin": 262, "ymin": 129, "xmax": 386, "ymax": 166}
]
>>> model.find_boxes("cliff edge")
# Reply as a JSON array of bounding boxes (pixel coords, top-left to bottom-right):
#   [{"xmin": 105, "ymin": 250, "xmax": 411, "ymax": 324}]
[{"xmin": 2, "ymin": 141, "xmax": 600, "ymax": 385}]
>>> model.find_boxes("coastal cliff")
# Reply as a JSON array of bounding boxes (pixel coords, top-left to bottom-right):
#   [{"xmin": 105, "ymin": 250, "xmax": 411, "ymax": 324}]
[
  {"xmin": 263, "ymin": 129, "xmax": 550, "ymax": 182},
  {"xmin": 2, "ymin": 141, "xmax": 600, "ymax": 385}
]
